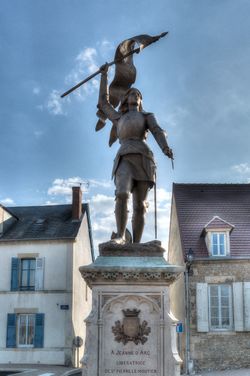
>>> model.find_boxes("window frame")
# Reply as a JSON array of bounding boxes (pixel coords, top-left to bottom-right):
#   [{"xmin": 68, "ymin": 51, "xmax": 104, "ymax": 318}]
[
  {"xmin": 17, "ymin": 313, "xmax": 35, "ymax": 348},
  {"xmin": 208, "ymin": 284, "xmax": 233, "ymax": 331},
  {"xmin": 19, "ymin": 258, "xmax": 36, "ymax": 291}
]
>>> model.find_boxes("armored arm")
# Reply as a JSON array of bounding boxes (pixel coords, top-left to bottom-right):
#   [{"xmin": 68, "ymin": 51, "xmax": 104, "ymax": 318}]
[
  {"xmin": 98, "ymin": 66, "xmax": 120, "ymax": 122},
  {"xmin": 146, "ymin": 113, "xmax": 173, "ymax": 159}
]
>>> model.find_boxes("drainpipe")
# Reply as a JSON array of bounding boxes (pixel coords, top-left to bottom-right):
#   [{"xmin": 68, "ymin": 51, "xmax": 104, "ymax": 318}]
[{"xmin": 185, "ymin": 248, "xmax": 194, "ymax": 375}]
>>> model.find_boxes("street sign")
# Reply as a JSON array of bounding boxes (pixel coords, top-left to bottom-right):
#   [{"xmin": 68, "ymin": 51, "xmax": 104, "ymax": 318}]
[
  {"xmin": 176, "ymin": 322, "xmax": 183, "ymax": 333},
  {"xmin": 60, "ymin": 305, "xmax": 69, "ymax": 310}
]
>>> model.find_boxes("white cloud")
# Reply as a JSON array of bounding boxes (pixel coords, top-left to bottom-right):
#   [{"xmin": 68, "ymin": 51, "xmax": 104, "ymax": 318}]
[
  {"xmin": 48, "ymin": 177, "xmax": 89, "ymax": 196},
  {"xmin": 76, "ymin": 47, "xmax": 98, "ymax": 73},
  {"xmin": 65, "ymin": 47, "xmax": 99, "ymax": 101},
  {"xmin": 231, "ymin": 163, "xmax": 250, "ymax": 174},
  {"xmin": 34, "ymin": 130, "xmax": 44, "ymax": 138},
  {"xmin": 44, "ymin": 200, "xmax": 59, "ymax": 206},
  {"xmin": 98, "ymin": 39, "xmax": 114, "ymax": 58},
  {"xmin": 161, "ymin": 106, "xmax": 189, "ymax": 129},
  {"xmin": 33, "ymin": 87, "xmax": 40, "ymax": 95},
  {"xmin": 46, "ymin": 90, "xmax": 66, "ymax": 116},
  {"xmin": 89, "ymin": 179, "xmax": 112, "ymax": 189},
  {"xmin": 0, "ymin": 198, "xmax": 15, "ymax": 206},
  {"xmin": 45, "ymin": 38, "xmax": 113, "ymax": 114}
]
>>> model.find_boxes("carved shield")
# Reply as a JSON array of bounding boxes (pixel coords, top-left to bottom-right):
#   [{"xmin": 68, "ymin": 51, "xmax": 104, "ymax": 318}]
[{"xmin": 123, "ymin": 317, "xmax": 140, "ymax": 338}]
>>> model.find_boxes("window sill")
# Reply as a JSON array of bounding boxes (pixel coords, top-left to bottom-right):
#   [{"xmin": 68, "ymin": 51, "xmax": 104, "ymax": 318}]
[
  {"xmin": 17, "ymin": 345, "xmax": 34, "ymax": 348},
  {"xmin": 207, "ymin": 330, "xmax": 236, "ymax": 335}
]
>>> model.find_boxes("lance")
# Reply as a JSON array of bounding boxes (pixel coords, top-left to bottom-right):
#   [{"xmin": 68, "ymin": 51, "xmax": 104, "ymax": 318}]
[
  {"xmin": 60, "ymin": 32, "xmax": 168, "ymax": 98},
  {"xmin": 154, "ymin": 171, "xmax": 158, "ymax": 240}
]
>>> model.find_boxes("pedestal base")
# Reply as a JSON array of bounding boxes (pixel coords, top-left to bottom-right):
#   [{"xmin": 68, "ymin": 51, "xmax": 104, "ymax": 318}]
[{"xmin": 80, "ymin": 241, "xmax": 184, "ymax": 376}]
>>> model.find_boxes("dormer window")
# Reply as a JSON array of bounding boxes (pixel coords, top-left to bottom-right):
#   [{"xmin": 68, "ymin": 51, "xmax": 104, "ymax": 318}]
[{"xmin": 202, "ymin": 216, "xmax": 234, "ymax": 257}]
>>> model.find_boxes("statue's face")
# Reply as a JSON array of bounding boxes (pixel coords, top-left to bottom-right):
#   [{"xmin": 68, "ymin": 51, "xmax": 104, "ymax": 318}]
[{"xmin": 127, "ymin": 89, "xmax": 142, "ymax": 107}]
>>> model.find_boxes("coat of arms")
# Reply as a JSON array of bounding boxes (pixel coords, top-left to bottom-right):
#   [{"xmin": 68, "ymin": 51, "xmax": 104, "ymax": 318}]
[{"xmin": 112, "ymin": 309, "xmax": 151, "ymax": 345}]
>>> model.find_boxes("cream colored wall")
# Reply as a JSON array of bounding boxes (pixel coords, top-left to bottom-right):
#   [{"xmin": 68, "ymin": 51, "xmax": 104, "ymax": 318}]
[
  {"xmin": 0, "ymin": 292, "xmax": 71, "ymax": 364},
  {"xmin": 72, "ymin": 213, "xmax": 93, "ymax": 366},
  {"xmin": 0, "ymin": 240, "xmax": 74, "ymax": 365},
  {"xmin": 0, "ymin": 241, "xmax": 73, "ymax": 291},
  {"xmin": 168, "ymin": 196, "xmax": 186, "ymax": 364}
]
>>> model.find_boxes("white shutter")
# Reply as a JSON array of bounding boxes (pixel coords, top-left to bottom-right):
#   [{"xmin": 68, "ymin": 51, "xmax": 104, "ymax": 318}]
[
  {"xmin": 244, "ymin": 282, "xmax": 250, "ymax": 331},
  {"xmin": 35, "ymin": 257, "xmax": 45, "ymax": 291},
  {"xmin": 196, "ymin": 283, "xmax": 209, "ymax": 332},
  {"xmin": 233, "ymin": 282, "xmax": 244, "ymax": 331}
]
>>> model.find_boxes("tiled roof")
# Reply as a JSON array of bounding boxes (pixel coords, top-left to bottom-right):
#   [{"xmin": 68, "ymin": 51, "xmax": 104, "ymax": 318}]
[
  {"xmin": 173, "ymin": 183, "xmax": 250, "ymax": 258},
  {"xmin": 0, "ymin": 204, "xmax": 89, "ymax": 242}
]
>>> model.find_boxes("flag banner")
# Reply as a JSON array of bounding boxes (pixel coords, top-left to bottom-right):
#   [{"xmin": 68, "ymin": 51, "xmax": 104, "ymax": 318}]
[{"xmin": 96, "ymin": 33, "xmax": 166, "ymax": 131}]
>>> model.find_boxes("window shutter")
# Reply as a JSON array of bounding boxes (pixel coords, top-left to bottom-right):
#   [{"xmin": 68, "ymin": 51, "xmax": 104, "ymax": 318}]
[
  {"xmin": 233, "ymin": 282, "xmax": 244, "ymax": 331},
  {"xmin": 196, "ymin": 283, "xmax": 209, "ymax": 332},
  {"xmin": 35, "ymin": 257, "xmax": 45, "ymax": 291},
  {"xmin": 6, "ymin": 313, "xmax": 17, "ymax": 348},
  {"xmin": 11, "ymin": 257, "xmax": 20, "ymax": 291},
  {"xmin": 34, "ymin": 313, "xmax": 44, "ymax": 348},
  {"xmin": 244, "ymin": 282, "xmax": 250, "ymax": 331}
]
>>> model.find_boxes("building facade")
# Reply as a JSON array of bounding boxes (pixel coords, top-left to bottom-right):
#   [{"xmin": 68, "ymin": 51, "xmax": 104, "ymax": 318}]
[
  {"xmin": 168, "ymin": 183, "xmax": 250, "ymax": 373},
  {"xmin": 0, "ymin": 187, "xmax": 94, "ymax": 366}
]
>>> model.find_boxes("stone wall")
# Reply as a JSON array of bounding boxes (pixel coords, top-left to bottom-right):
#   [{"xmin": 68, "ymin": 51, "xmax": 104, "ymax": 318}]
[{"xmin": 189, "ymin": 259, "xmax": 250, "ymax": 372}]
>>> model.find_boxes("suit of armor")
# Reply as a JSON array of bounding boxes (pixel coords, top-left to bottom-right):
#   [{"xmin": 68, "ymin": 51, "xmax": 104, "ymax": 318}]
[{"xmin": 98, "ymin": 69, "xmax": 173, "ymax": 243}]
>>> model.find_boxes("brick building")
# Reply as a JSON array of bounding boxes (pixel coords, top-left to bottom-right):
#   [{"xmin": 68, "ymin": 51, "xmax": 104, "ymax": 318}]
[{"xmin": 168, "ymin": 183, "xmax": 250, "ymax": 373}]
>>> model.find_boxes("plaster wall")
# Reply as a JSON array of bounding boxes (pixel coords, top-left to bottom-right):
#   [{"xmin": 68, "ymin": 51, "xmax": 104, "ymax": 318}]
[
  {"xmin": 168, "ymin": 197, "xmax": 186, "ymax": 366},
  {"xmin": 0, "ymin": 241, "xmax": 73, "ymax": 291},
  {"xmin": 71, "ymin": 213, "xmax": 93, "ymax": 366},
  {"xmin": 189, "ymin": 259, "xmax": 250, "ymax": 372},
  {"xmin": 0, "ymin": 240, "xmax": 74, "ymax": 365},
  {"xmin": 0, "ymin": 292, "xmax": 70, "ymax": 364}
]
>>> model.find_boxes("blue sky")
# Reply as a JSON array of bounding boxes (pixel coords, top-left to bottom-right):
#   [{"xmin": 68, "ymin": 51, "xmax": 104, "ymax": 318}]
[{"xmin": 1, "ymin": 0, "xmax": 250, "ymax": 249}]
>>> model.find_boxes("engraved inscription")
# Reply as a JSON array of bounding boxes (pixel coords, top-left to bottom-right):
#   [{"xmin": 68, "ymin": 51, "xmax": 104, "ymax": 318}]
[{"xmin": 104, "ymin": 349, "xmax": 157, "ymax": 374}]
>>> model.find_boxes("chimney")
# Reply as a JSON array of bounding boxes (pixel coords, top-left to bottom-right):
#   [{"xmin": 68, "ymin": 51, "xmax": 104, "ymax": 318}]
[{"xmin": 72, "ymin": 186, "xmax": 82, "ymax": 221}]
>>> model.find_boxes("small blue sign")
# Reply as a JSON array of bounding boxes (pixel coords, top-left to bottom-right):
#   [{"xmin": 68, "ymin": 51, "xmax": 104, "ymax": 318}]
[
  {"xmin": 60, "ymin": 305, "xmax": 69, "ymax": 310},
  {"xmin": 176, "ymin": 322, "xmax": 183, "ymax": 333}
]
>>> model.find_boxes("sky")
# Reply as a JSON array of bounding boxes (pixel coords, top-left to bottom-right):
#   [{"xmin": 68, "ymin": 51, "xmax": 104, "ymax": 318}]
[{"xmin": 1, "ymin": 0, "xmax": 250, "ymax": 252}]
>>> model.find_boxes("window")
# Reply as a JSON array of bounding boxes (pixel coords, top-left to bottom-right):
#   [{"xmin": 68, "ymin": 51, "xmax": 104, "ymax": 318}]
[
  {"xmin": 197, "ymin": 282, "xmax": 250, "ymax": 333},
  {"xmin": 209, "ymin": 285, "xmax": 232, "ymax": 330},
  {"xmin": 20, "ymin": 259, "xmax": 36, "ymax": 291},
  {"xmin": 17, "ymin": 314, "xmax": 35, "ymax": 347},
  {"xmin": 11, "ymin": 257, "xmax": 44, "ymax": 291},
  {"xmin": 211, "ymin": 232, "xmax": 226, "ymax": 256},
  {"xmin": 6, "ymin": 313, "xmax": 44, "ymax": 348}
]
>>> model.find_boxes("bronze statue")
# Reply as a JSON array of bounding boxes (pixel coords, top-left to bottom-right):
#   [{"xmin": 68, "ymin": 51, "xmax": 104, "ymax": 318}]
[
  {"xmin": 98, "ymin": 63, "xmax": 173, "ymax": 244},
  {"xmin": 61, "ymin": 32, "xmax": 173, "ymax": 244}
]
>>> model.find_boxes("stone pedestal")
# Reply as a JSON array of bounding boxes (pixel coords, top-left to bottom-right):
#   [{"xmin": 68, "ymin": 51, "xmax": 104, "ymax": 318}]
[{"xmin": 79, "ymin": 241, "xmax": 184, "ymax": 376}]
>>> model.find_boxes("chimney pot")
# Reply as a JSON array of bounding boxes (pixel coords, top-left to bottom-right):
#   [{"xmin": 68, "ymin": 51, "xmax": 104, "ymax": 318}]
[{"xmin": 72, "ymin": 187, "xmax": 82, "ymax": 220}]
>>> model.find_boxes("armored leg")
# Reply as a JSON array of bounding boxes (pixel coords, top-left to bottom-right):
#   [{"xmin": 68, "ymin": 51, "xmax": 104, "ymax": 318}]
[
  {"xmin": 115, "ymin": 192, "xmax": 130, "ymax": 241},
  {"xmin": 132, "ymin": 182, "xmax": 150, "ymax": 243}
]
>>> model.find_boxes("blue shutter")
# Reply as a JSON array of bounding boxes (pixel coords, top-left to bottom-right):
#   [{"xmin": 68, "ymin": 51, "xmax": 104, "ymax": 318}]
[
  {"xmin": 11, "ymin": 257, "xmax": 20, "ymax": 291},
  {"xmin": 34, "ymin": 313, "xmax": 44, "ymax": 348},
  {"xmin": 6, "ymin": 314, "xmax": 17, "ymax": 348}
]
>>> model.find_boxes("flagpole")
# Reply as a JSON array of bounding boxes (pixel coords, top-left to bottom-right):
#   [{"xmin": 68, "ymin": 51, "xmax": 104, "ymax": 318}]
[{"xmin": 60, "ymin": 32, "xmax": 168, "ymax": 98}]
